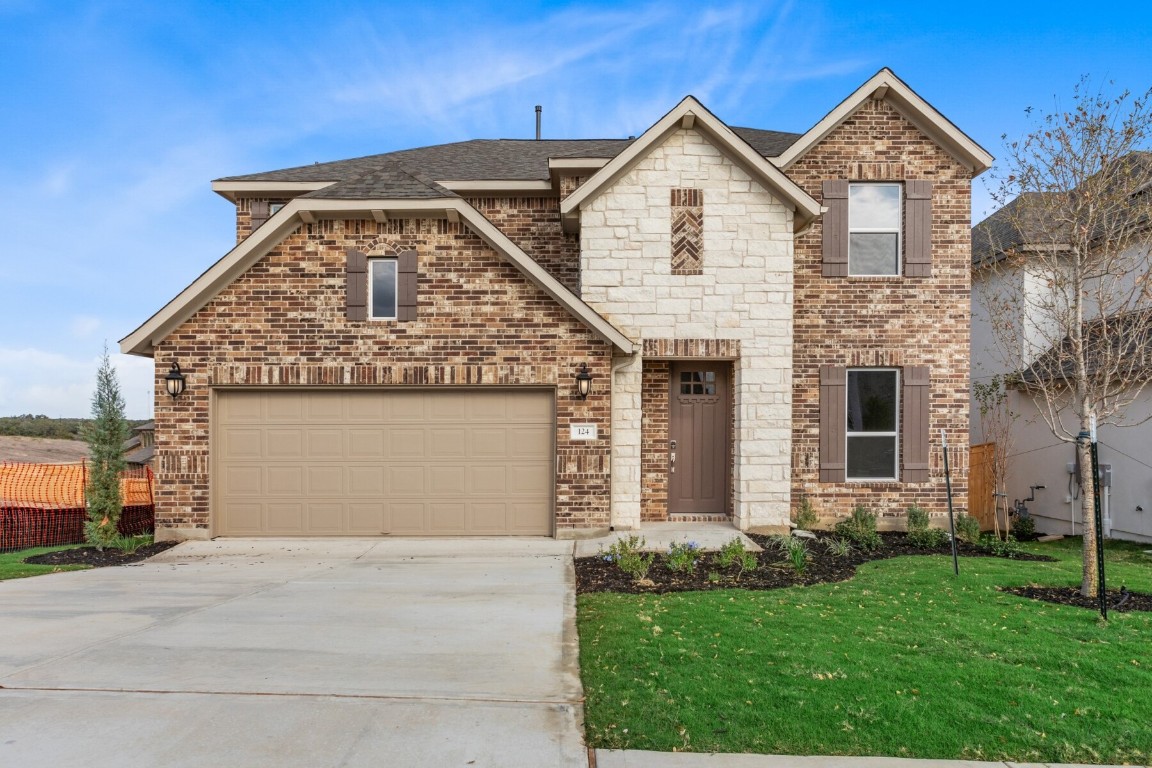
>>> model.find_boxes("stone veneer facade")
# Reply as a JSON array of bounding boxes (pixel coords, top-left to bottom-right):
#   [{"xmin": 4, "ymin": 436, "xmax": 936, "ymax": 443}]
[
  {"xmin": 153, "ymin": 217, "xmax": 612, "ymax": 539},
  {"xmin": 578, "ymin": 128, "xmax": 795, "ymax": 530}
]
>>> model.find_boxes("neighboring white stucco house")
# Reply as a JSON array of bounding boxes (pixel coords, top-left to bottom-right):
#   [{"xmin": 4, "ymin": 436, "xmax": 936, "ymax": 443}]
[{"xmin": 971, "ymin": 184, "xmax": 1152, "ymax": 544}]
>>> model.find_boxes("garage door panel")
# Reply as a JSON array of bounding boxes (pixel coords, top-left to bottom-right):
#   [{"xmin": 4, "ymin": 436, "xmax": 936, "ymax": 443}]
[
  {"xmin": 389, "ymin": 502, "xmax": 428, "ymax": 532},
  {"xmin": 223, "ymin": 466, "xmax": 262, "ymax": 495},
  {"xmin": 348, "ymin": 466, "xmax": 386, "ymax": 495},
  {"xmin": 265, "ymin": 395, "xmax": 304, "ymax": 422},
  {"xmin": 307, "ymin": 503, "xmax": 344, "ymax": 532},
  {"xmin": 430, "ymin": 429, "xmax": 467, "ymax": 457},
  {"xmin": 472, "ymin": 466, "xmax": 507, "ymax": 494},
  {"xmin": 349, "ymin": 503, "xmax": 385, "ymax": 532},
  {"xmin": 430, "ymin": 503, "xmax": 466, "ymax": 532},
  {"xmin": 349, "ymin": 429, "xmax": 385, "ymax": 459},
  {"xmin": 266, "ymin": 502, "xmax": 304, "ymax": 532},
  {"xmin": 265, "ymin": 430, "xmax": 303, "ymax": 459},
  {"xmin": 266, "ymin": 466, "xmax": 304, "ymax": 495},
  {"xmin": 388, "ymin": 429, "xmax": 424, "ymax": 458},
  {"xmin": 387, "ymin": 466, "xmax": 424, "ymax": 495},
  {"xmin": 222, "ymin": 429, "xmax": 262, "ymax": 459},
  {"xmin": 307, "ymin": 430, "xmax": 344, "ymax": 459},
  {"xmin": 307, "ymin": 466, "xmax": 343, "ymax": 495},
  {"xmin": 216, "ymin": 390, "xmax": 553, "ymax": 536}
]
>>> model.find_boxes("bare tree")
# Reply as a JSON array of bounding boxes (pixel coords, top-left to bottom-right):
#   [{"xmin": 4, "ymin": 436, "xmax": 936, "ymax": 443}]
[{"xmin": 975, "ymin": 79, "xmax": 1152, "ymax": 598}]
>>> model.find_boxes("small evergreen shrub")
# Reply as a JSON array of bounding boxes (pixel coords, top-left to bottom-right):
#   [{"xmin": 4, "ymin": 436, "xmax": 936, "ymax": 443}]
[
  {"xmin": 1010, "ymin": 512, "xmax": 1037, "ymax": 541},
  {"xmin": 666, "ymin": 540, "xmax": 701, "ymax": 573},
  {"xmin": 905, "ymin": 505, "xmax": 948, "ymax": 549},
  {"xmin": 601, "ymin": 535, "xmax": 655, "ymax": 582},
  {"xmin": 793, "ymin": 496, "xmax": 819, "ymax": 531},
  {"xmin": 954, "ymin": 513, "xmax": 982, "ymax": 544},
  {"xmin": 834, "ymin": 506, "xmax": 882, "ymax": 551}
]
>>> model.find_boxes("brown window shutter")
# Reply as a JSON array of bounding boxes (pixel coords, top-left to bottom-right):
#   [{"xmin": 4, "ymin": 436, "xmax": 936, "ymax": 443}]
[
  {"xmin": 397, "ymin": 250, "xmax": 418, "ymax": 322},
  {"xmin": 902, "ymin": 366, "xmax": 930, "ymax": 482},
  {"xmin": 250, "ymin": 200, "xmax": 270, "ymax": 231},
  {"xmin": 346, "ymin": 248, "xmax": 367, "ymax": 322},
  {"xmin": 821, "ymin": 180, "xmax": 849, "ymax": 277},
  {"xmin": 819, "ymin": 365, "xmax": 847, "ymax": 482},
  {"xmin": 904, "ymin": 181, "xmax": 933, "ymax": 277}
]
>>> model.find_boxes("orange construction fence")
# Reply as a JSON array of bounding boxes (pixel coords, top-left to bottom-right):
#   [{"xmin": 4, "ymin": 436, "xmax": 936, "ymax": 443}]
[{"xmin": 0, "ymin": 461, "xmax": 153, "ymax": 508}]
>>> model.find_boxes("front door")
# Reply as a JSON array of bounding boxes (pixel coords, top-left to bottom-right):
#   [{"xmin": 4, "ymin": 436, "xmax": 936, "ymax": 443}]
[{"xmin": 668, "ymin": 362, "xmax": 730, "ymax": 515}]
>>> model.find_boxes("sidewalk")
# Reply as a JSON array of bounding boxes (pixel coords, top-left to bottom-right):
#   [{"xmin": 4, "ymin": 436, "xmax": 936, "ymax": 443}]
[{"xmin": 595, "ymin": 749, "xmax": 1143, "ymax": 768}]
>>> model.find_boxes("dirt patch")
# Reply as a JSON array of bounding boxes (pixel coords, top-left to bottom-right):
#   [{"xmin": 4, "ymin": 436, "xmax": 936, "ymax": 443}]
[
  {"xmin": 0, "ymin": 436, "xmax": 88, "ymax": 464},
  {"xmin": 23, "ymin": 541, "xmax": 180, "ymax": 567}
]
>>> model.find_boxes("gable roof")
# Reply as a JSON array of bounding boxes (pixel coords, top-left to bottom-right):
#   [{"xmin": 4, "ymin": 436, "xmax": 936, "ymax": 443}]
[
  {"xmin": 119, "ymin": 197, "xmax": 635, "ymax": 357},
  {"xmin": 559, "ymin": 96, "xmax": 821, "ymax": 234},
  {"xmin": 774, "ymin": 68, "xmax": 993, "ymax": 175}
]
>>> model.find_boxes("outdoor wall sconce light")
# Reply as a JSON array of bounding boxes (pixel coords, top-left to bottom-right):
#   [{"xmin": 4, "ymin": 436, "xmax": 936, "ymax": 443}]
[
  {"xmin": 165, "ymin": 362, "xmax": 187, "ymax": 399},
  {"xmin": 575, "ymin": 363, "xmax": 593, "ymax": 400}
]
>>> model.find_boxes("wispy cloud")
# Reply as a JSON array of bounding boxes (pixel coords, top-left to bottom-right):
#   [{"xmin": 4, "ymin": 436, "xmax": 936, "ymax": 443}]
[{"xmin": 0, "ymin": 348, "xmax": 153, "ymax": 419}]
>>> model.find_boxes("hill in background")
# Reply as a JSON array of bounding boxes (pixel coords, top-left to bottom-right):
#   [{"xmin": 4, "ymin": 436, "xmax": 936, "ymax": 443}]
[{"xmin": 0, "ymin": 415, "xmax": 151, "ymax": 441}]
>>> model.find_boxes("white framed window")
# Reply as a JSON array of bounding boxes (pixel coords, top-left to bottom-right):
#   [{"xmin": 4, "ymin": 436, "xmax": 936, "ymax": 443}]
[
  {"xmin": 849, "ymin": 183, "xmax": 901, "ymax": 275},
  {"xmin": 269, "ymin": 202, "xmax": 285, "ymax": 216},
  {"xmin": 369, "ymin": 258, "xmax": 398, "ymax": 320},
  {"xmin": 845, "ymin": 368, "xmax": 899, "ymax": 481}
]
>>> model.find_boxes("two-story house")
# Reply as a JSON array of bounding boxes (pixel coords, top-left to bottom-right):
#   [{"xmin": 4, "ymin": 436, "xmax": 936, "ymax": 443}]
[{"xmin": 121, "ymin": 69, "xmax": 990, "ymax": 541}]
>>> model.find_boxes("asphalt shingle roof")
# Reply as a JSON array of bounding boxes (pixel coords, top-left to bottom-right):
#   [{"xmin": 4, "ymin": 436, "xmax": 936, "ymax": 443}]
[{"xmin": 215, "ymin": 128, "xmax": 803, "ymax": 198}]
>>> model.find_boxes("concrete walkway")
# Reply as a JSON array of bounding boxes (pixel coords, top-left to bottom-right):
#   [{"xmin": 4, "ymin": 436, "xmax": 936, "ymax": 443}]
[{"xmin": 0, "ymin": 538, "xmax": 586, "ymax": 767}]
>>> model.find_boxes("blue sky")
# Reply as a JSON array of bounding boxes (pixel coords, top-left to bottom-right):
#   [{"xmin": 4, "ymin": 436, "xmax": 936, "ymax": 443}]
[{"xmin": 1, "ymin": 0, "xmax": 1149, "ymax": 419}]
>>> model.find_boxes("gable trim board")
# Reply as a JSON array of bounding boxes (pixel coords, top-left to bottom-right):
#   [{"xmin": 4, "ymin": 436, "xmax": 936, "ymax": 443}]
[
  {"xmin": 775, "ymin": 68, "xmax": 993, "ymax": 175},
  {"xmin": 559, "ymin": 96, "xmax": 822, "ymax": 234},
  {"xmin": 120, "ymin": 196, "xmax": 635, "ymax": 357}
]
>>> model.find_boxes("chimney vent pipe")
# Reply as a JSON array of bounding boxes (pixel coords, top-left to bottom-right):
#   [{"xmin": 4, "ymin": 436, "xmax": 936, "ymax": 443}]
[{"xmin": 535, "ymin": 105, "xmax": 542, "ymax": 140}]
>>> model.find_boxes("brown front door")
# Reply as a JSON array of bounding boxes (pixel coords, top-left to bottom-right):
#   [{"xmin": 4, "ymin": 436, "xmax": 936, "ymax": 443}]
[{"xmin": 668, "ymin": 362, "xmax": 730, "ymax": 515}]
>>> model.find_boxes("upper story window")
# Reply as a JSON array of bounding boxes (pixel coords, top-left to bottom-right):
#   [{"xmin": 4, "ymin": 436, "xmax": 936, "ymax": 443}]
[
  {"xmin": 846, "ymin": 368, "xmax": 899, "ymax": 481},
  {"xmin": 269, "ymin": 202, "xmax": 285, "ymax": 216},
  {"xmin": 848, "ymin": 184, "xmax": 901, "ymax": 275},
  {"xmin": 369, "ymin": 258, "xmax": 398, "ymax": 320}
]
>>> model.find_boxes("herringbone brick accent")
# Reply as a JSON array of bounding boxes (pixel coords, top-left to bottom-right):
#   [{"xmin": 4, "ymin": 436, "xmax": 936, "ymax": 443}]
[{"xmin": 671, "ymin": 188, "xmax": 703, "ymax": 274}]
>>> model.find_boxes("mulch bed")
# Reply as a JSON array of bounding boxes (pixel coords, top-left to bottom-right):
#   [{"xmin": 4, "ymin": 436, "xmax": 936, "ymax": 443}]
[
  {"xmin": 23, "ymin": 541, "xmax": 180, "ymax": 567},
  {"xmin": 1000, "ymin": 585, "xmax": 1152, "ymax": 613},
  {"xmin": 577, "ymin": 531, "xmax": 1151, "ymax": 613}
]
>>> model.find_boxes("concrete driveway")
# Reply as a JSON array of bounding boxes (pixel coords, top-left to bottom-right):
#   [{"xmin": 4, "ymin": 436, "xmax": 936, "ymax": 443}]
[{"xmin": 0, "ymin": 538, "xmax": 586, "ymax": 767}]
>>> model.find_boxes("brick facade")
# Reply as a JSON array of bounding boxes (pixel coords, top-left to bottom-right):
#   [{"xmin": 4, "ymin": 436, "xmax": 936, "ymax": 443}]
[
  {"xmin": 153, "ymin": 217, "xmax": 612, "ymax": 539},
  {"xmin": 788, "ymin": 99, "xmax": 972, "ymax": 525}
]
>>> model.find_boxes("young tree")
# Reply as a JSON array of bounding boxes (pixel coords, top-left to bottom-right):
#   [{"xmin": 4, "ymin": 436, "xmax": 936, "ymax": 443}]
[
  {"xmin": 972, "ymin": 375, "xmax": 1017, "ymax": 538},
  {"xmin": 84, "ymin": 344, "xmax": 130, "ymax": 550},
  {"xmin": 975, "ymin": 79, "xmax": 1152, "ymax": 597}
]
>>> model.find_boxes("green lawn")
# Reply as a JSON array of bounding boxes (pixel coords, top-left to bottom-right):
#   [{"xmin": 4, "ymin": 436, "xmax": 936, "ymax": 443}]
[
  {"xmin": 0, "ymin": 545, "xmax": 89, "ymax": 580},
  {"xmin": 578, "ymin": 539, "xmax": 1152, "ymax": 764}
]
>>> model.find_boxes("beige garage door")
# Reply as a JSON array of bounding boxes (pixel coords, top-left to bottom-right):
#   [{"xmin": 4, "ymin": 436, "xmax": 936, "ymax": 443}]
[{"xmin": 214, "ymin": 389, "xmax": 554, "ymax": 536}]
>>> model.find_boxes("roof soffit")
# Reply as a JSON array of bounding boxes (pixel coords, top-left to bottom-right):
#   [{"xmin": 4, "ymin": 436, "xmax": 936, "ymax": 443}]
[
  {"xmin": 559, "ymin": 96, "xmax": 821, "ymax": 233},
  {"xmin": 775, "ymin": 68, "xmax": 994, "ymax": 175}
]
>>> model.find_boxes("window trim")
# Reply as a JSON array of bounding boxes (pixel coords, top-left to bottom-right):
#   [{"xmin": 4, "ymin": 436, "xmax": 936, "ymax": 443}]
[
  {"xmin": 844, "ymin": 367, "xmax": 900, "ymax": 482},
  {"xmin": 368, "ymin": 258, "xmax": 399, "ymax": 321},
  {"xmin": 848, "ymin": 183, "xmax": 902, "ymax": 277}
]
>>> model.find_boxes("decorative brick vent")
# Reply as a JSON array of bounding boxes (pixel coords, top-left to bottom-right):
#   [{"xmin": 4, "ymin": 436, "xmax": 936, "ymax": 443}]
[{"xmin": 670, "ymin": 188, "xmax": 703, "ymax": 275}]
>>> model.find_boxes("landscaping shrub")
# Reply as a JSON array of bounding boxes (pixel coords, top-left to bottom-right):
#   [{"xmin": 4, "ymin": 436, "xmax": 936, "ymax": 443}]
[
  {"xmin": 716, "ymin": 536, "xmax": 758, "ymax": 580},
  {"xmin": 834, "ymin": 506, "xmax": 882, "ymax": 551},
  {"xmin": 906, "ymin": 504, "xmax": 948, "ymax": 549},
  {"xmin": 601, "ymin": 535, "xmax": 655, "ymax": 582},
  {"xmin": 979, "ymin": 533, "xmax": 1023, "ymax": 557},
  {"xmin": 1010, "ymin": 512, "xmax": 1037, "ymax": 541},
  {"xmin": 793, "ymin": 496, "xmax": 819, "ymax": 531},
  {"xmin": 773, "ymin": 535, "xmax": 809, "ymax": 576},
  {"xmin": 823, "ymin": 537, "xmax": 852, "ymax": 558},
  {"xmin": 954, "ymin": 513, "xmax": 982, "ymax": 544},
  {"xmin": 666, "ymin": 540, "xmax": 701, "ymax": 573}
]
